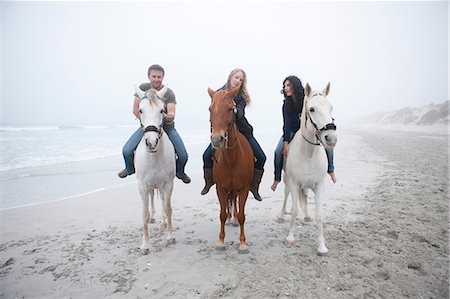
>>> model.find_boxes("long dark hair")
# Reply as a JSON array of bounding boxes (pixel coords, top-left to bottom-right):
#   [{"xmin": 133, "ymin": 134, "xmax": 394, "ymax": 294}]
[{"xmin": 282, "ymin": 76, "xmax": 304, "ymax": 115}]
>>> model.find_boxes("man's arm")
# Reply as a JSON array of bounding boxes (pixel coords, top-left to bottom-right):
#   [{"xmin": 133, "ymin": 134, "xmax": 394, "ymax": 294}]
[
  {"xmin": 132, "ymin": 96, "xmax": 141, "ymax": 119},
  {"xmin": 164, "ymin": 102, "xmax": 176, "ymax": 122}
]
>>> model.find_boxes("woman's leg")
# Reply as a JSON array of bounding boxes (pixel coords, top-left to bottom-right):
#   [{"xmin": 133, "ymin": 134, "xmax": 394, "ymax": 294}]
[
  {"xmin": 272, "ymin": 132, "xmax": 294, "ymax": 190},
  {"xmin": 201, "ymin": 144, "xmax": 214, "ymax": 195},
  {"xmin": 120, "ymin": 127, "xmax": 144, "ymax": 177},
  {"xmin": 325, "ymin": 148, "xmax": 337, "ymax": 183},
  {"xmin": 247, "ymin": 137, "xmax": 266, "ymax": 170},
  {"xmin": 247, "ymin": 137, "xmax": 266, "ymax": 201},
  {"xmin": 165, "ymin": 127, "xmax": 190, "ymax": 182},
  {"xmin": 273, "ymin": 136, "xmax": 284, "ymax": 182},
  {"xmin": 203, "ymin": 143, "xmax": 213, "ymax": 169}
]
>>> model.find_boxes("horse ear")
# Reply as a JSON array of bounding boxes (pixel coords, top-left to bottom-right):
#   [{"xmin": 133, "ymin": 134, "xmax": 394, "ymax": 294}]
[
  {"xmin": 305, "ymin": 83, "xmax": 312, "ymax": 98},
  {"xmin": 134, "ymin": 85, "xmax": 146, "ymax": 99},
  {"xmin": 208, "ymin": 87, "xmax": 215, "ymax": 100},
  {"xmin": 228, "ymin": 85, "xmax": 241, "ymax": 98},
  {"xmin": 323, "ymin": 82, "xmax": 331, "ymax": 96}
]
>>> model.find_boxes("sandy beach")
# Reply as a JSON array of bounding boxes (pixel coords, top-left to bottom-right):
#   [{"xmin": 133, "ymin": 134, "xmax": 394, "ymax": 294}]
[{"xmin": 1, "ymin": 125, "xmax": 448, "ymax": 298}]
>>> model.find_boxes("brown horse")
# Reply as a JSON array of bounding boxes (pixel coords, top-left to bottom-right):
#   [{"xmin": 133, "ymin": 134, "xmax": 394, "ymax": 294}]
[{"xmin": 208, "ymin": 86, "xmax": 254, "ymax": 253}]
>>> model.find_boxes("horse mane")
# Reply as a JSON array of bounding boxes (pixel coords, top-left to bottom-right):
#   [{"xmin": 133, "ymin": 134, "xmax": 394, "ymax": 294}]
[{"xmin": 145, "ymin": 90, "xmax": 163, "ymax": 108}]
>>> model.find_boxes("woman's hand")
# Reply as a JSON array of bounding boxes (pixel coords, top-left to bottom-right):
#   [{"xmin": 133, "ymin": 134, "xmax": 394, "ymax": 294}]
[{"xmin": 283, "ymin": 142, "xmax": 289, "ymax": 157}]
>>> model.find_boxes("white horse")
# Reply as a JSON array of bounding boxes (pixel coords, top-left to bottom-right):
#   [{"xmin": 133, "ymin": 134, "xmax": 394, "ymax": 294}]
[
  {"xmin": 283, "ymin": 82, "xmax": 337, "ymax": 256},
  {"xmin": 134, "ymin": 86, "xmax": 176, "ymax": 254}
]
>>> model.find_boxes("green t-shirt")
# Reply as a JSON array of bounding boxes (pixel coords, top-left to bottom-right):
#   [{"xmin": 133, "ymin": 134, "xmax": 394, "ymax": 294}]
[{"xmin": 136, "ymin": 82, "xmax": 177, "ymax": 130}]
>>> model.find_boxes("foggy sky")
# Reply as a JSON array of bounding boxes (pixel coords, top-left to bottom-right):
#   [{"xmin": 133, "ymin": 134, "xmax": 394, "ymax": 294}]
[{"xmin": 1, "ymin": 1, "xmax": 448, "ymax": 131}]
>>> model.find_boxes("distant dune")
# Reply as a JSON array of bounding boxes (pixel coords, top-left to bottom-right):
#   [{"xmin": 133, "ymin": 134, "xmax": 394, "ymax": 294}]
[{"xmin": 356, "ymin": 100, "xmax": 449, "ymax": 126}]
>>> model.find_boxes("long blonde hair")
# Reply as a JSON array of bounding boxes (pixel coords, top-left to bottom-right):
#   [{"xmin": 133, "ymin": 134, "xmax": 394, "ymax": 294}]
[{"xmin": 224, "ymin": 68, "xmax": 251, "ymax": 104}]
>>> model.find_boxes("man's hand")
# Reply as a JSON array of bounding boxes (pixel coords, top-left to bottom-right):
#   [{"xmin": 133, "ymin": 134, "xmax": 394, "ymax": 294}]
[{"xmin": 164, "ymin": 112, "xmax": 174, "ymax": 122}]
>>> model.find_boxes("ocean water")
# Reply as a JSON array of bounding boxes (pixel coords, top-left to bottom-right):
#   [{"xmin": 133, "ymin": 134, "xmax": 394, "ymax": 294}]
[
  {"xmin": 1, "ymin": 125, "xmax": 209, "ymax": 171},
  {"xmin": 0, "ymin": 125, "xmax": 210, "ymax": 209}
]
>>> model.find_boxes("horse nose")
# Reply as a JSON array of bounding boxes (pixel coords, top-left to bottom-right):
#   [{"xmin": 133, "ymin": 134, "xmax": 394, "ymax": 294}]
[
  {"xmin": 211, "ymin": 135, "xmax": 224, "ymax": 148},
  {"xmin": 324, "ymin": 133, "xmax": 337, "ymax": 147},
  {"xmin": 145, "ymin": 137, "xmax": 158, "ymax": 152}
]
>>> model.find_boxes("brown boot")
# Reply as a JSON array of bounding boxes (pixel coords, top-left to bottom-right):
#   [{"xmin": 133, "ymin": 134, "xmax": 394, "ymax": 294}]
[
  {"xmin": 250, "ymin": 168, "xmax": 264, "ymax": 201},
  {"xmin": 200, "ymin": 168, "xmax": 215, "ymax": 195}
]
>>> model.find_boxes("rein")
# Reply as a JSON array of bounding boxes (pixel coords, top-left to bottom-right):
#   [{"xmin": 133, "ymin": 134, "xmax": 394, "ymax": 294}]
[{"xmin": 224, "ymin": 109, "xmax": 238, "ymax": 150}]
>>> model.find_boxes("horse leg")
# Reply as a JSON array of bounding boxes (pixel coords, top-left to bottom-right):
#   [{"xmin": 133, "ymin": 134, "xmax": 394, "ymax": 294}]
[
  {"xmin": 233, "ymin": 194, "xmax": 238, "ymax": 226},
  {"xmin": 237, "ymin": 190, "xmax": 249, "ymax": 253},
  {"xmin": 158, "ymin": 189, "xmax": 167, "ymax": 232},
  {"xmin": 139, "ymin": 189, "xmax": 150, "ymax": 254},
  {"xmin": 149, "ymin": 189, "xmax": 156, "ymax": 224},
  {"xmin": 216, "ymin": 189, "xmax": 228, "ymax": 250},
  {"xmin": 299, "ymin": 189, "xmax": 311, "ymax": 222},
  {"xmin": 286, "ymin": 183, "xmax": 299, "ymax": 245},
  {"xmin": 314, "ymin": 183, "xmax": 328, "ymax": 256},
  {"xmin": 277, "ymin": 186, "xmax": 290, "ymax": 222},
  {"xmin": 229, "ymin": 192, "xmax": 238, "ymax": 227},
  {"xmin": 225, "ymin": 194, "xmax": 232, "ymax": 225},
  {"xmin": 161, "ymin": 184, "xmax": 175, "ymax": 244}
]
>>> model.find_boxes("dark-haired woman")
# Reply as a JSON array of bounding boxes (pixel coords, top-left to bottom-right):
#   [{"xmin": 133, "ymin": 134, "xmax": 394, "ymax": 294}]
[{"xmin": 270, "ymin": 76, "xmax": 336, "ymax": 192}]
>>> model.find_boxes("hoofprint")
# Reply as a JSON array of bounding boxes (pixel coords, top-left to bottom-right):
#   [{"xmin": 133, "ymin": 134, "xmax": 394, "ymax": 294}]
[
  {"xmin": 134, "ymin": 86, "xmax": 176, "ymax": 254},
  {"xmin": 283, "ymin": 82, "xmax": 337, "ymax": 256}
]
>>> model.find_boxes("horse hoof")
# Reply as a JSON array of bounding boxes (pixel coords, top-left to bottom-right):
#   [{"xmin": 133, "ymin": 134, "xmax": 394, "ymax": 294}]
[
  {"xmin": 150, "ymin": 218, "xmax": 156, "ymax": 224},
  {"xmin": 166, "ymin": 238, "xmax": 176, "ymax": 245},
  {"xmin": 141, "ymin": 248, "xmax": 149, "ymax": 255},
  {"xmin": 303, "ymin": 217, "xmax": 312, "ymax": 223},
  {"xmin": 276, "ymin": 217, "xmax": 285, "ymax": 223}
]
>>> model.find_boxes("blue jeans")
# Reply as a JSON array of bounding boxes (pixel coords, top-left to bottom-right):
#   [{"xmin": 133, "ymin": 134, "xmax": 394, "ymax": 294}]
[
  {"xmin": 166, "ymin": 127, "xmax": 189, "ymax": 179},
  {"xmin": 203, "ymin": 136, "xmax": 266, "ymax": 170},
  {"xmin": 273, "ymin": 133, "xmax": 335, "ymax": 182},
  {"xmin": 121, "ymin": 126, "xmax": 188, "ymax": 179},
  {"xmin": 122, "ymin": 127, "xmax": 144, "ymax": 175}
]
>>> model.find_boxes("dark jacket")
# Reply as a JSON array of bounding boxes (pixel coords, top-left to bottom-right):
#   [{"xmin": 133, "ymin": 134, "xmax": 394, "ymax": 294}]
[
  {"xmin": 234, "ymin": 91, "xmax": 254, "ymax": 140},
  {"xmin": 282, "ymin": 96, "xmax": 301, "ymax": 142}
]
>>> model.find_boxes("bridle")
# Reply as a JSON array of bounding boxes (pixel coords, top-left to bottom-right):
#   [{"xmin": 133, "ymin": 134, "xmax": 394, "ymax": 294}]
[
  {"xmin": 142, "ymin": 124, "xmax": 163, "ymax": 137},
  {"xmin": 210, "ymin": 97, "xmax": 237, "ymax": 151},
  {"xmin": 302, "ymin": 93, "xmax": 337, "ymax": 146},
  {"xmin": 140, "ymin": 96, "xmax": 164, "ymax": 139}
]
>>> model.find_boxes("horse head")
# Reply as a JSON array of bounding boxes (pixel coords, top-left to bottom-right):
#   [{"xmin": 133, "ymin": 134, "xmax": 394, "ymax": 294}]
[
  {"xmin": 135, "ymin": 86, "xmax": 165, "ymax": 153},
  {"xmin": 303, "ymin": 82, "xmax": 337, "ymax": 149},
  {"xmin": 207, "ymin": 85, "xmax": 240, "ymax": 149}
]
